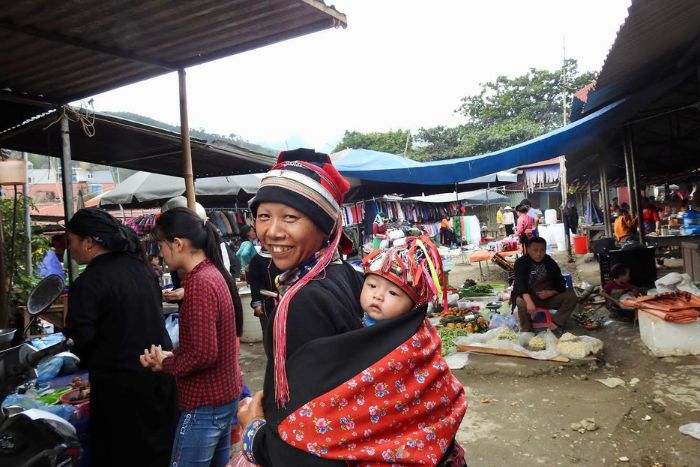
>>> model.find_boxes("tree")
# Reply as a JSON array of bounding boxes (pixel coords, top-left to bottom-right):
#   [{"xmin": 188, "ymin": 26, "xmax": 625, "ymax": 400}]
[
  {"xmin": 332, "ymin": 129, "xmax": 412, "ymax": 155},
  {"xmin": 415, "ymin": 58, "xmax": 596, "ymax": 160}
]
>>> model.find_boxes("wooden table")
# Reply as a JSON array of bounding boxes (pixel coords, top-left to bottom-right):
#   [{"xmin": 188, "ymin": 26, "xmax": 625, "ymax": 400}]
[{"xmin": 468, "ymin": 249, "xmax": 520, "ymax": 281}]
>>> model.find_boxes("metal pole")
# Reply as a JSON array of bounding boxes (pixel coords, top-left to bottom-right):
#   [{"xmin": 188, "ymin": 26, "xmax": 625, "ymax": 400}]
[
  {"xmin": 626, "ymin": 126, "xmax": 645, "ymax": 245},
  {"xmin": 60, "ymin": 110, "xmax": 76, "ymax": 282},
  {"xmin": 178, "ymin": 69, "xmax": 196, "ymax": 209},
  {"xmin": 0, "ymin": 207, "xmax": 7, "ymax": 327},
  {"xmin": 22, "ymin": 152, "xmax": 32, "ymax": 275},
  {"xmin": 599, "ymin": 160, "xmax": 612, "ymax": 238},
  {"xmin": 560, "ymin": 156, "xmax": 574, "ymax": 262}
]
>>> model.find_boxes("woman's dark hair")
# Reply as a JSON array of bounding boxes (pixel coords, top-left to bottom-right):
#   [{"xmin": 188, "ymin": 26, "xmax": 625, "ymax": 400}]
[
  {"xmin": 610, "ymin": 263, "xmax": 630, "ymax": 279},
  {"xmin": 520, "ymin": 199, "xmax": 532, "ymax": 207},
  {"xmin": 155, "ymin": 207, "xmax": 243, "ymax": 336},
  {"xmin": 66, "ymin": 208, "xmax": 143, "ymax": 260},
  {"xmin": 516, "ymin": 204, "xmax": 529, "ymax": 214}
]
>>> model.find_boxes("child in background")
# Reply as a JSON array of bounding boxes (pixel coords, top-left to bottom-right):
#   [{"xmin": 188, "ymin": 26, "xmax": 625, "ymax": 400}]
[
  {"xmin": 599, "ymin": 263, "xmax": 640, "ymax": 322},
  {"xmin": 148, "ymin": 254, "xmax": 163, "ymax": 278}
]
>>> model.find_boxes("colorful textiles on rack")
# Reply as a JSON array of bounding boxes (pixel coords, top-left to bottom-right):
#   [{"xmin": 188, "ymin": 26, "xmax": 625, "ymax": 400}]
[
  {"xmin": 206, "ymin": 210, "xmax": 249, "ymax": 237},
  {"xmin": 341, "ymin": 203, "xmax": 366, "ymax": 226},
  {"xmin": 124, "ymin": 214, "xmax": 157, "ymax": 235}
]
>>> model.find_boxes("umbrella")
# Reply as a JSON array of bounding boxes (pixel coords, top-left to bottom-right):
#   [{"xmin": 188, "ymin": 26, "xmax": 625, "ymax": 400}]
[{"xmin": 100, "ymin": 171, "xmax": 266, "ymax": 206}]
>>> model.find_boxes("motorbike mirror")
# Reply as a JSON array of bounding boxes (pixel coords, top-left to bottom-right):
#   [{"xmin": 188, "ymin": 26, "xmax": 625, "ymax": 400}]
[{"xmin": 27, "ymin": 274, "xmax": 64, "ymax": 316}]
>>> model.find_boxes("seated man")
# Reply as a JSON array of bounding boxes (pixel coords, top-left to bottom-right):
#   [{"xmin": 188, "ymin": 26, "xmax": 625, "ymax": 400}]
[{"xmin": 513, "ymin": 237, "xmax": 577, "ymax": 334}]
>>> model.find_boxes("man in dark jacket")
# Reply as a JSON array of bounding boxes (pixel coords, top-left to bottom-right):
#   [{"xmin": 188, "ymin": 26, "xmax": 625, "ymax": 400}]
[{"xmin": 513, "ymin": 237, "xmax": 577, "ymax": 332}]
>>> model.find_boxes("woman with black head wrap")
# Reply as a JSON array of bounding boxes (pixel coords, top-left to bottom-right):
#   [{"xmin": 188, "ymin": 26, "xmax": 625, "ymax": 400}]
[{"xmin": 64, "ymin": 208, "xmax": 177, "ymax": 467}]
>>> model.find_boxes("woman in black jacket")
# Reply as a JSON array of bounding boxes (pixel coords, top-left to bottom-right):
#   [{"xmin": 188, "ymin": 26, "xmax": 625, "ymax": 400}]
[
  {"xmin": 237, "ymin": 149, "xmax": 365, "ymax": 467},
  {"xmin": 64, "ymin": 208, "xmax": 177, "ymax": 467},
  {"xmin": 247, "ymin": 248, "xmax": 282, "ymax": 340}
]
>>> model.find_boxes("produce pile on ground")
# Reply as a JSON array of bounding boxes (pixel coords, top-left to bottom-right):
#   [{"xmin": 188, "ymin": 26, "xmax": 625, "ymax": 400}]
[
  {"xmin": 459, "ymin": 284, "xmax": 495, "ymax": 298},
  {"xmin": 438, "ymin": 327, "xmax": 469, "ymax": 356},
  {"xmin": 439, "ymin": 307, "xmax": 489, "ymax": 332}
]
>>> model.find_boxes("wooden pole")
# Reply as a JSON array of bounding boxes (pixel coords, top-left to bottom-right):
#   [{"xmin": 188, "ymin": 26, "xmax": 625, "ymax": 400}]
[
  {"xmin": 178, "ymin": 69, "xmax": 196, "ymax": 209},
  {"xmin": 60, "ymin": 110, "xmax": 76, "ymax": 282}
]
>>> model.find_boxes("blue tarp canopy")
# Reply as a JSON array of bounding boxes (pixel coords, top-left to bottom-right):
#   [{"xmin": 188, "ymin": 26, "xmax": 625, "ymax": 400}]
[
  {"xmin": 331, "ymin": 148, "xmax": 517, "ymax": 200},
  {"xmin": 333, "ymin": 99, "xmax": 632, "ymax": 186}
]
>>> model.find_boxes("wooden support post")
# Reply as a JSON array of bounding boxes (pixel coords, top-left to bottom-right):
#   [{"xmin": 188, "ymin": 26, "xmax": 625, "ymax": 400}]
[
  {"xmin": 60, "ymin": 111, "xmax": 76, "ymax": 282},
  {"xmin": 178, "ymin": 69, "xmax": 196, "ymax": 209}
]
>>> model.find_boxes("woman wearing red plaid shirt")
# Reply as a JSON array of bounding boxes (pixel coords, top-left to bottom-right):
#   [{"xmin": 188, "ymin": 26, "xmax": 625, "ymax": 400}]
[{"xmin": 141, "ymin": 207, "xmax": 243, "ymax": 466}]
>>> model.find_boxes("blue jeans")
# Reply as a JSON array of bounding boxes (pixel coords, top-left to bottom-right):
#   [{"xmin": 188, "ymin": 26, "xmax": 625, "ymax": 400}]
[{"xmin": 171, "ymin": 400, "xmax": 238, "ymax": 467}]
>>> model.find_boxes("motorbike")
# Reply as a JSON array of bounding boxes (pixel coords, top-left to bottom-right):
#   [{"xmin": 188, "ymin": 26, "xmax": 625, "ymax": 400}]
[{"xmin": 0, "ymin": 274, "xmax": 81, "ymax": 466}]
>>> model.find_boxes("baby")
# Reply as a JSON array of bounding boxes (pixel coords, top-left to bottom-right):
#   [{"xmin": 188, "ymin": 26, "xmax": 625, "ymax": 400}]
[{"xmin": 360, "ymin": 236, "xmax": 443, "ymax": 326}]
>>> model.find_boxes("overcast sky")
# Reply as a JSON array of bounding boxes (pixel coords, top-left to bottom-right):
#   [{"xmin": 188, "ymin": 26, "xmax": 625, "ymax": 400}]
[{"xmin": 87, "ymin": 0, "xmax": 631, "ymax": 153}]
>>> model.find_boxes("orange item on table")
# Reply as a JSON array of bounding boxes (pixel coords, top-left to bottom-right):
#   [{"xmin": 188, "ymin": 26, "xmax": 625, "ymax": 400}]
[
  {"xmin": 469, "ymin": 249, "xmax": 519, "ymax": 263},
  {"xmin": 621, "ymin": 292, "xmax": 700, "ymax": 324}
]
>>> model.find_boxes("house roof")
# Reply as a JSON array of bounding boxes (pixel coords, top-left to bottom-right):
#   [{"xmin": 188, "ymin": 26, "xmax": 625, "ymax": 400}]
[{"xmin": 518, "ymin": 157, "xmax": 561, "ymax": 169}]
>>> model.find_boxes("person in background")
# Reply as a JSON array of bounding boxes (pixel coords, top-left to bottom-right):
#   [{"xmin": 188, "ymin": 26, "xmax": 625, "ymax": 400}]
[
  {"xmin": 496, "ymin": 206, "xmax": 504, "ymax": 237},
  {"xmin": 247, "ymin": 247, "xmax": 282, "ymax": 340},
  {"xmin": 372, "ymin": 211, "xmax": 389, "ymax": 248},
  {"xmin": 64, "ymin": 208, "xmax": 177, "ymax": 467},
  {"xmin": 614, "ymin": 205, "xmax": 638, "ymax": 242},
  {"xmin": 148, "ymin": 254, "xmax": 163, "ymax": 278},
  {"xmin": 140, "ymin": 207, "xmax": 243, "ymax": 467},
  {"xmin": 598, "ymin": 263, "xmax": 640, "ymax": 322},
  {"xmin": 521, "ymin": 198, "xmax": 540, "ymax": 236},
  {"xmin": 610, "ymin": 197, "xmax": 620, "ymax": 216},
  {"xmin": 513, "ymin": 237, "xmax": 577, "ymax": 334},
  {"xmin": 440, "ymin": 213, "xmax": 455, "ymax": 246},
  {"xmin": 236, "ymin": 224, "xmax": 258, "ymax": 273},
  {"xmin": 641, "ymin": 197, "xmax": 661, "ymax": 235},
  {"xmin": 514, "ymin": 204, "xmax": 534, "ymax": 244},
  {"xmin": 502, "ymin": 205, "xmax": 515, "ymax": 236}
]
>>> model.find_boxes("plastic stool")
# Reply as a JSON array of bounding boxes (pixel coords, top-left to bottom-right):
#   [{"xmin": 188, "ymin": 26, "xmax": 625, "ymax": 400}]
[{"xmin": 531, "ymin": 307, "xmax": 557, "ymax": 330}]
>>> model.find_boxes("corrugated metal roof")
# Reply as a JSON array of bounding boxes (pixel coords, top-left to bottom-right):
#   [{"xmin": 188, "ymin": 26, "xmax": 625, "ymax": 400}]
[
  {"xmin": 584, "ymin": 0, "xmax": 700, "ymax": 113},
  {"xmin": 0, "ymin": 0, "xmax": 346, "ymax": 104},
  {"xmin": 0, "ymin": 109, "xmax": 276, "ymax": 177}
]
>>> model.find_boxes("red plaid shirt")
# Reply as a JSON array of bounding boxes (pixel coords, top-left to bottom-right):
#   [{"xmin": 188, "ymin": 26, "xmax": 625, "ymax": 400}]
[{"xmin": 162, "ymin": 259, "xmax": 241, "ymax": 410}]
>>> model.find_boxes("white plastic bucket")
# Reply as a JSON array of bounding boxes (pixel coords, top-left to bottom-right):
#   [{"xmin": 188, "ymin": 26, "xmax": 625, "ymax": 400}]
[{"xmin": 544, "ymin": 209, "xmax": 557, "ymax": 225}]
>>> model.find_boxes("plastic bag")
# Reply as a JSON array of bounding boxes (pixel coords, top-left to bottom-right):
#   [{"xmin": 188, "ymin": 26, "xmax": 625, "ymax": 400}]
[
  {"xmin": 165, "ymin": 313, "xmax": 179, "ymax": 349},
  {"xmin": 2, "ymin": 393, "xmax": 75, "ymax": 421},
  {"xmin": 454, "ymin": 327, "xmax": 563, "ymax": 361},
  {"xmin": 679, "ymin": 422, "xmax": 700, "ymax": 440},
  {"xmin": 36, "ymin": 357, "xmax": 64, "ymax": 383},
  {"xmin": 488, "ymin": 314, "xmax": 518, "ymax": 331}
]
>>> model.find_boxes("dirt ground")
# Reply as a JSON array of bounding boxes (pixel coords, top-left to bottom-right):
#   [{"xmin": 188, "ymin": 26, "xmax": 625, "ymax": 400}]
[{"xmin": 238, "ymin": 250, "xmax": 699, "ymax": 467}]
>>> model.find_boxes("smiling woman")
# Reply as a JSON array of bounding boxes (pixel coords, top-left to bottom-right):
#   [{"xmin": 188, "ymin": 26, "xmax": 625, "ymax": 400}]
[{"xmin": 237, "ymin": 149, "xmax": 365, "ymax": 467}]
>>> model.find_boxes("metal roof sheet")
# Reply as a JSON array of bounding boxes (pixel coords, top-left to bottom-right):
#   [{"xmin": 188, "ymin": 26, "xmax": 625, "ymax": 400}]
[
  {"xmin": 0, "ymin": 0, "xmax": 346, "ymax": 104},
  {"xmin": 583, "ymin": 0, "xmax": 700, "ymax": 114},
  {"xmin": 0, "ymin": 109, "xmax": 276, "ymax": 177}
]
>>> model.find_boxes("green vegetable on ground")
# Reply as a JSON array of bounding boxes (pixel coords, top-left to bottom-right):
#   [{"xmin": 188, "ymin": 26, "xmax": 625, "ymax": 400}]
[{"xmin": 438, "ymin": 327, "xmax": 470, "ymax": 356}]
